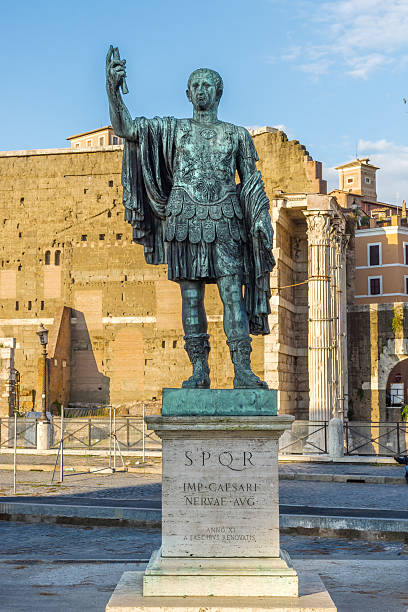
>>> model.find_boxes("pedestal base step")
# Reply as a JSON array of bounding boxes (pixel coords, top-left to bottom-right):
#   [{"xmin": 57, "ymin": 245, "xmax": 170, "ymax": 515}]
[
  {"xmin": 143, "ymin": 549, "xmax": 298, "ymax": 598},
  {"xmin": 106, "ymin": 570, "xmax": 337, "ymax": 612}
]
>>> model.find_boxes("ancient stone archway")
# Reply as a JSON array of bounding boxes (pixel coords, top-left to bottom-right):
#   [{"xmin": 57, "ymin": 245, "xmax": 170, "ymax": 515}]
[
  {"xmin": 385, "ymin": 357, "xmax": 408, "ymax": 420},
  {"xmin": 369, "ymin": 338, "xmax": 408, "ymax": 421}
]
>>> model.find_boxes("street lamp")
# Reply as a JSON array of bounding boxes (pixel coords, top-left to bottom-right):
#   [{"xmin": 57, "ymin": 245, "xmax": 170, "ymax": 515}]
[{"xmin": 36, "ymin": 323, "xmax": 49, "ymax": 422}]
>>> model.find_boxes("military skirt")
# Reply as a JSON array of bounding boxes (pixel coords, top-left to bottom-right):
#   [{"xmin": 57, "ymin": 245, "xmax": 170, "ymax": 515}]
[{"xmin": 165, "ymin": 188, "xmax": 248, "ymax": 283}]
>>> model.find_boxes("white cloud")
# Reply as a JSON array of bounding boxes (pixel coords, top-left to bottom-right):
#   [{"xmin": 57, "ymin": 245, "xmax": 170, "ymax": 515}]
[
  {"xmin": 325, "ymin": 139, "xmax": 408, "ymax": 203},
  {"xmin": 272, "ymin": 123, "xmax": 287, "ymax": 132},
  {"xmin": 283, "ymin": 0, "xmax": 408, "ymax": 79},
  {"xmin": 357, "ymin": 139, "xmax": 408, "ymax": 203},
  {"xmin": 324, "ymin": 166, "xmax": 338, "ymax": 192}
]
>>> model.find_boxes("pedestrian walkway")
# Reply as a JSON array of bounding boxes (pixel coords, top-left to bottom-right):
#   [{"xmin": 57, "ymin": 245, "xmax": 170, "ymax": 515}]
[
  {"xmin": 0, "ymin": 522, "xmax": 407, "ymax": 611},
  {"xmin": 1, "ymin": 464, "xmax": 407, "ymax": 540}
]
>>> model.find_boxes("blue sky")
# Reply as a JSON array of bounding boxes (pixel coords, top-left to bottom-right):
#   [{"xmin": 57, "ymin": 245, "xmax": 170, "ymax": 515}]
[{"xmin": 2, "ymin": 0, "xmax": 408, "ymax": 202}]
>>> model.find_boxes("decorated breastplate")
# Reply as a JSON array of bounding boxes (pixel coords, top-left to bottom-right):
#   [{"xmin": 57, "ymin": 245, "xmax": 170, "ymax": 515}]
[{"xmin": 172, "ymin": 120, "xmax": 238, "ymax": 203}]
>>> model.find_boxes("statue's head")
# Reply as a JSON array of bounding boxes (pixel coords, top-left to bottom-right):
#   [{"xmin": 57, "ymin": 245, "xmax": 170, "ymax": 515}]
[{"xmin": 186, "ymin": 68, "xmax": 223, "ymax": 110}]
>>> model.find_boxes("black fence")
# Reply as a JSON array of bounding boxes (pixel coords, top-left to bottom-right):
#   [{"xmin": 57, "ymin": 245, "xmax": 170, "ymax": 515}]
[
  {"xmin": 344, "ymin": 421, "xmax": 408, "ymax": 456},
  {"xmin": 0, "ymin": 416, "xmax": 160, "ymax": 452},
  {"xmin": 1, "ymin": 416, "xmax": 407, "ymax": 457}
]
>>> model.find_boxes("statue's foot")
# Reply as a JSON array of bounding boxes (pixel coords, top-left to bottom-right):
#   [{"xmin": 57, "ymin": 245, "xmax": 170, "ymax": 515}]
[
  {"xmin": 182, "ymin": 373, "xmax": 210, "ymax": 389},
  {"xmin": 233, "ymin": 369, "xmax": 268, "ymax": 389}
]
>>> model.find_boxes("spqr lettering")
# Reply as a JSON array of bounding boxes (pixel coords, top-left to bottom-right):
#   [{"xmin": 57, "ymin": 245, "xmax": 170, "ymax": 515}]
[{"xmin": 184, "ymin": 450, "xmax": 254, "ymax": 471}]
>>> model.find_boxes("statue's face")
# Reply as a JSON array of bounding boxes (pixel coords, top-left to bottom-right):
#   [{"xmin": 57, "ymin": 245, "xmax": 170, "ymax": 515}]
[{"xmin": 187, "ymin": 72, "xmax": 218, "ymax": 111}]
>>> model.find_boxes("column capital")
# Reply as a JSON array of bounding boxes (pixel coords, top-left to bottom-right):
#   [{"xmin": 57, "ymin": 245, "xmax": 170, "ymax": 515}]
[
  {"xmin": 303, "ymin": 210, "xmax": 332, "ymax": 244},
  {"xmin": 330, "ymin": 216, "xmax": 346, "ymax": 252}
]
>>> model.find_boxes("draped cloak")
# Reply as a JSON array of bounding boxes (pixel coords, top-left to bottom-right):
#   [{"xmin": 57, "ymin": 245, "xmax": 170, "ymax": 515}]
[{"xmin": 122, "ymin": 116, "xmax": 275, "ymax": 335}]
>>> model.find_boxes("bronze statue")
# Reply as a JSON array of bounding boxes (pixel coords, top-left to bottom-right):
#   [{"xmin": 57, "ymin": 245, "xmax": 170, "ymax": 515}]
[{"xmin": 106, "ymin": 47, "xmax": 275, "ymax": 389}]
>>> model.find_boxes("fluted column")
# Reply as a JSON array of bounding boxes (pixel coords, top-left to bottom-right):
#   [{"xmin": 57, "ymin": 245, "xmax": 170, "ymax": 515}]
[
  {"xmin": 330, "ymin": 217, "xmax": 347, "ymax": 420},
  {"xmin": 304, "ymin": 211, "xmax": 333, "ymax": 423},
  {"xmin": 329, "ymin": 219, "xmax": 339, "ymax": 420},
  {"xmin": 339, "ymin": 234, "xmax": 350, "ymax": 419}
]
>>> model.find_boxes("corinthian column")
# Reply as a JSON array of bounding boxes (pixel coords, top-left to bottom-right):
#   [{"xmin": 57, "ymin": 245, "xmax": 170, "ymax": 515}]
[
  {"xmin": 304, "ymin": 211, "xmax": 333, "ymax": 423},
  {"xmin": 339, "ymin": 233, "xmax": 350, "ymax": 419},
  {"xmin": 330, "ymin": 217, "xmax": 346, "ymax": 420}
]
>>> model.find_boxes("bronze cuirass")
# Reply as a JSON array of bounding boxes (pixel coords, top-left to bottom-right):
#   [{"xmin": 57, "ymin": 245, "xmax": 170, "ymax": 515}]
[{"xmin": 172, "ymin": 120, "xmax": 238, "ymax": 203}]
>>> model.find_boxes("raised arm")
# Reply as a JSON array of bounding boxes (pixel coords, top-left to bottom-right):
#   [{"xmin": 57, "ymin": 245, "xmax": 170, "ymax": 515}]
[{"xmin": 106, "ymin": 46, "xmax": 135, "ymax": 140}]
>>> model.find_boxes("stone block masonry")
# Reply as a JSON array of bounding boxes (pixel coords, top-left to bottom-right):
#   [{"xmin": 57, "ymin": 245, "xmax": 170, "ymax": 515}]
[{"xmin": 0, "ymin": 130, "xmax": 330, "ymax": 415}]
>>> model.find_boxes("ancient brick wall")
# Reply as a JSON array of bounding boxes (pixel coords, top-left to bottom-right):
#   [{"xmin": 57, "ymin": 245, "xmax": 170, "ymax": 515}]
[
  {"xmin": 252, "ymin": 129, "xmax": 327, "ymax": 197},
  {"xmin": 0, "ymin": 130, "xmax": 324, "ymax": 414},
  {"xmin": 0, "ymin": 146, "xmax": 248, "ymax": 410},
  {"xmin": 347, "ymin": 302, "xmax": 408, "ymax": 421}
]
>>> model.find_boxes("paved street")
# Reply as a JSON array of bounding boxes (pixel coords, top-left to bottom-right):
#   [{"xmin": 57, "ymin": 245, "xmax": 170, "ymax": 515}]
[
  {"xmin": 0, "ymin": 466, "xmax": 407, "ymax": 511},
  {"xmin": 1, "ymin": 460, "xmax": 407, "ymax": 610},
  {"xmin": 0, "ymin": 521, "xmax": 407, "ymax": 611}
]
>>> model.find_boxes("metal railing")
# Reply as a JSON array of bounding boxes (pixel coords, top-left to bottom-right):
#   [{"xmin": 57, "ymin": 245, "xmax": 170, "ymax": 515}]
[
  {"xmin": 344, "ymin": 421, "xmax": 408, "ymax": 456},
  {"xmin": 278, "ymin": 420, "xmax": 328, "ymax": 455},
  {"xmin": 0, "ymin": 415, "xmax": 160, "ymax": 452},
  {"xmin": 0, "ymin": 417, "xmax": 37, "ymax": 448},
  {"xmin": 2, "ymin": 414, "xmax": 407, "ymax": 458},
  {"xmin": 51, "ymin": 416, "xmax": 161, "ymax": 451}
]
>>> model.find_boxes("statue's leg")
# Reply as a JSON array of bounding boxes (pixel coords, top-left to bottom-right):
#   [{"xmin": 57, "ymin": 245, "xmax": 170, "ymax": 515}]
[
  {"xmin": 179, "ymin": 280, "xmax": 210, "ymax": 389},
  {"xmin": 217, "ymin": 274, "xmax": 267, "ymax": 389}
]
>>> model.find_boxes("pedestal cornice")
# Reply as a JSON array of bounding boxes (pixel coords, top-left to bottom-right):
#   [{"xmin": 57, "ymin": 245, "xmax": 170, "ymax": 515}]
[{"xmin": 145, "ymin": 415, "xmax": 295, "ymax": 438}]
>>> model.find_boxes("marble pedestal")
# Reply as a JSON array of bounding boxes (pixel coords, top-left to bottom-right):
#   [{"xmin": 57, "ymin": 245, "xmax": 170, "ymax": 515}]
[{"xmin": 106, "ymin": 389, "xmax": 335, "ymax": 610}]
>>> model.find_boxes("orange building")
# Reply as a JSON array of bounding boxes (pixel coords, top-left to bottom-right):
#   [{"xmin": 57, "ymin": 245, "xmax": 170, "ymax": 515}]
[
  {"xmin": 67, "ymin": 126, "xmax": 123, "ymax": 148},
  {"xmin": 331, "ymin": 158, "xmax": 408, "ymax": 304}
]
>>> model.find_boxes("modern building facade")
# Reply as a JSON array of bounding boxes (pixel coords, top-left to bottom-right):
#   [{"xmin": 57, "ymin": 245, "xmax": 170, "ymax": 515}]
[
  {"xmin": 67, "ymin": 126, "xmax": 123, "ymax": 148},
  {"xmin": 332, "ymin": 158, "xmax": 408, "ymax": 420}
]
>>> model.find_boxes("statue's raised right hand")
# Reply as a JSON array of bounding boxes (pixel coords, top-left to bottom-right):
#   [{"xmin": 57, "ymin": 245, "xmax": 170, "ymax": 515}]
[{"xmin": 106, "ymin": 45, "xmax": 127, "ymax": 93}]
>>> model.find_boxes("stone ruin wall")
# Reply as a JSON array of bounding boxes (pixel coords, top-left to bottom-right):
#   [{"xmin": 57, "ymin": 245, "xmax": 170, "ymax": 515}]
[
  {"xmin": 348, "ymin": 302, "xmax": 408, "ymax": 422},
  {"xmin": 0, "ymin": 130, "xmax": 326, "ymax": 416}
]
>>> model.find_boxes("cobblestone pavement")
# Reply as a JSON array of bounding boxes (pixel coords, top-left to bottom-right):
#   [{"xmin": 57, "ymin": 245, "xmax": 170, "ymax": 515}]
[
  {"xmin": 0, "ymin": 522, "xmax": 407, "ymax": 560},
  {"xmin": 0, "ymin": 452, "xmax": 160, "ymax": 468},
  {"xmin": 279, "ymin": 462, "xmax": 404, "ymax": 477},
  {"xmin": 0, "ymin": 522, "xmax": 407, "ymax": 611},
  {"xmin": 280, "ymin": 480, "xmax": 408, "ymax": 510},
  {"xmin": 0, "ymin": 469, "xmax": 407, "ymax": 511},
  {"xmin": 0, "ymin": 452, "xmax": 404, "ymax": 475}
]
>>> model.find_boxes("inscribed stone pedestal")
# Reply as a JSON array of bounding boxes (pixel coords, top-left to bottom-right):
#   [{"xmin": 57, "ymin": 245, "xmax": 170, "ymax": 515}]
[{"xmin": 140, "ymin": 391, "xmax": 298, "ymax": 598}]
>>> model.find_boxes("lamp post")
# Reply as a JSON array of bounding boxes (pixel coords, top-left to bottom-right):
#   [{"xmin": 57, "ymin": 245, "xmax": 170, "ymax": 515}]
[{"xmin": 36, "ymin": 323, "xmax": 49, "ymax": 423}]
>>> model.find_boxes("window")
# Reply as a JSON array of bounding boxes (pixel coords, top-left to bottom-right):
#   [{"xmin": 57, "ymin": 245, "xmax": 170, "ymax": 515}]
[
  {"xmin": 347, "ymin": 177, "xmax": 354, "ymax": 184},
  {"xmin": 55, "ymin": 250, "xmax": 61, "ymax": 265},
  {"xmin": 162, "ymin": 340, "xmax": 165, "ymax": 348},
  {"xmin": 28, "ymin": 301, "xmax": 32, "ymax": 311},
  {"xmin": 15, "ymin": 301, "xmax": 19, "ymax": 311},
  {"xmin": 404, "ymin": 243, "xmax": 408, "ymax": 265},
  {"xmin": 112, "ymin": 136, "xmax": 118, "ymax": 145},
  {"xmin": 173, "ymin": 340, "xmax": 177, "ymax": 348},
  {"xmin": 75, "ymin": 143, "xmax": 80, "ymax": 148},
  {"xmin": 44, "ymin": 250, "xmax": 51, "ymax": 265},
  {"xmin": 99, "ymin": 136, "xmax": 105, "ymax": 146},
  {"xmin": 99, "ymin": 234, "xmax": 105, "ymax": 241},
  {"xmin": 368, "ymin": 243, "xmax": 381, "ymax": 266},
  {"xmin": 116, "ymin": 233, "xmax": 122, "ymax": 240},
  {"xmin": 365, "ymin": 177, "xmax": 371, "ymax": 184},
  {"xmin": 41, "ymin": 301, "xmax": 44, "ymax": 310},
  {"xmin": 87, "ymin": 140, "xmax": 92, "ymax": 147},
  {"xmin": 108, "ymin": 180, "xmax": 114, "ymax": 187},
  {"xmin": 369, "ymin": 276, "xmax": 382, "ymax": 296},
  {"xmin": 20, "ymin": 197, "xmax": 24, "ymax": 203},
  {"xmin": 81, "ymin": 235, "xmax": 87, "ymax": 241}
]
